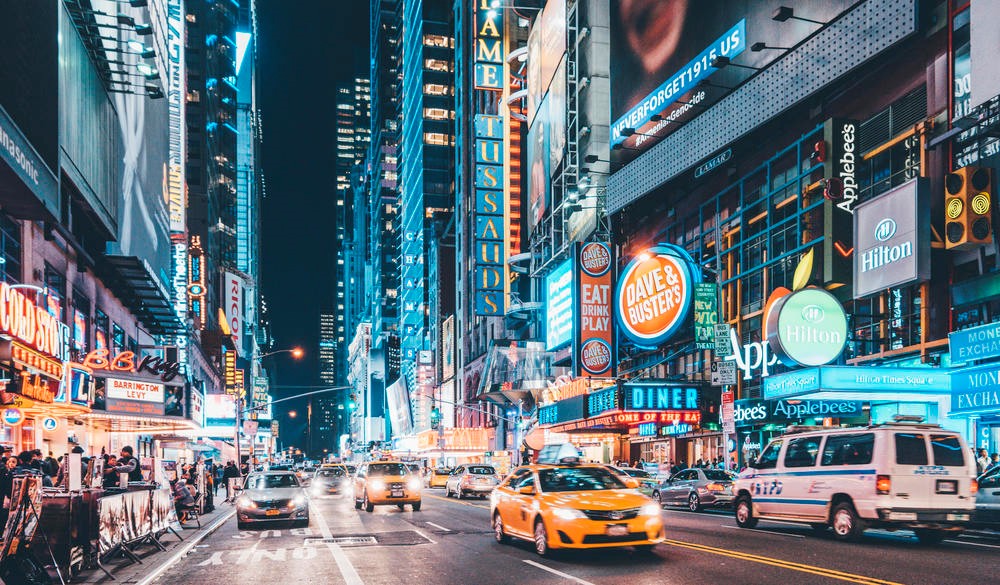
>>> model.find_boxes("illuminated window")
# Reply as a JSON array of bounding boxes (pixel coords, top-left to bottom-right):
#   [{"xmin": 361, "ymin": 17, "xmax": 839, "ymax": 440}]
[
  {"xmin": 423, "ymin": 34, "xmax": 453, "ymax": 48},
  {"xmin": 423, "ymin": 84, "xmax": 452, "ymax": 96},
  {"xmin": 424, "ymin": 133, "xmax": 453, "ymax": 146},
  {"xmin": 423, "ymin": 108, "xmax": 453, "ymax": 120},
  {"xmin": 424, "ymin": 58, "xmax": 451, "ymax": 72}
]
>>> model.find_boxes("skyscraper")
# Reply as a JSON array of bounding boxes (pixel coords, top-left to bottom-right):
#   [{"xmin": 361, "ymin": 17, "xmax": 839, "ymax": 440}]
[{"xmin": 319, "ymin": 311, "xmax": 337, "ymax": 386}]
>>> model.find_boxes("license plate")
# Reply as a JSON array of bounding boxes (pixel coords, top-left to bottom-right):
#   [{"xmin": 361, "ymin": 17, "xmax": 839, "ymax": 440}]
[
  {"xmin": 947, "ymin": 513, "xmax": 970, "ymax": 521},
  {"xmin": 265, "ymin": 509, "xmax": 280, "ymax": 516},
  {"xmin": 391, "ymin": 490, "xmax": 404, "ymax": 497},
  {"xmin": 477, "ymin": 478, "xmax": 489, "ymax": 485},
  {"xmin": 936, "ymin": 480, "xmax": 958, "ymax": 494},
  {"xmin": 888, "ymin": 512, "xmax": 917, "ymax": 521},
  {"xmin": 606, "ymin": 525, "xmax": 629, "ymax": 537}
]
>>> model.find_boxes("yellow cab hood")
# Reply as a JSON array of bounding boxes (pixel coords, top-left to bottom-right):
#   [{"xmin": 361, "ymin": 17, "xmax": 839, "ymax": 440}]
[{"xmin": 541, "ymin": 489, "xmax": 650, "ymax": 511}]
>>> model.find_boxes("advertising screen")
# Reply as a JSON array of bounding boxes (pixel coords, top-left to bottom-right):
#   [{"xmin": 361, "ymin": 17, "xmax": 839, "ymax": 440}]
[
  {"xmin": 609, "ymin": 1, "xmax": 854, "ymax": 163},
  {"xmin": 386, "ymin": 377, "xmax": 413, "ymax": 437},
  {"xmin": 205, "ymin": 393, "xmax": 236, "ymax": 422},
  {"xmin": 545, "ymin": 259, "xmax": 573, "ymax": 351}
]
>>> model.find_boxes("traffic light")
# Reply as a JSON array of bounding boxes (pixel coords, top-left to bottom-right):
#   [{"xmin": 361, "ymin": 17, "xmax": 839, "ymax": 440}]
[
  {"xmin": 347, "ymin": 393, "xmax": 357, "ymax": 410},
  {"xmin": 430, "ymin": 407, "xmax": 441, "ymax": 429},
  {"xmin": 945, "ymin": 166, "xmax": 994, "ymax": 251}
]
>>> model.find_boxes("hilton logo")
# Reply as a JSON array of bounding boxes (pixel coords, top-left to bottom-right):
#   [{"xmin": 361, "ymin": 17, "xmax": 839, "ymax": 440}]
[
  {"xmin": 800, "ymin": 305, "xmax": 825, "ymax": 323},
  {"xmin": 874, "ymin": 218, "xmax": 896, "ymax": 241}
]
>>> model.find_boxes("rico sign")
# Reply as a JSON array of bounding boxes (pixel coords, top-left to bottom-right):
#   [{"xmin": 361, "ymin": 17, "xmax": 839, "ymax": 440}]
[{"xmin": 616, "ymin": 245, "xmax": 698, "ymax": 347}]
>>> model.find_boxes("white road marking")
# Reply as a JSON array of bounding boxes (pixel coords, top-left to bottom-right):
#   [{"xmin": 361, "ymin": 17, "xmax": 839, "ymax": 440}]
[
  {"xmin": 312, "ymin": 498, "xmax": 365, "ymax": 585},
  {"xmin": 720, "ymin": 524, "xmax": 805, "ymax": 538},
  {"xmin": 944, "ymin": 539, "xmax": 1000, "ymax": 549},
  {"xmin": 425, "ymin": 521, "xmax": 451, "ymax": 532},
  {"xmin": 523, "ymin": 560, "xmax": 597, "ymax": 585},
  {"xmin": 412, "ymin": 528, "xmax": 438, "ymax": 544},
  {"xmin": 135, "ymin": 508, "xmax": 235, "ymax": 585}
]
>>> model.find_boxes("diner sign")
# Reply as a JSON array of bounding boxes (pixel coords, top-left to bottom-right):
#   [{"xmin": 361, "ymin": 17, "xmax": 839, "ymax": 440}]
[
  {"xmin": 616, "ymin": 244, "xmax": 700, "ymax": 347},
  {"xmin": 0, "ymin": 282, "xmax": 70, "ymax": 362}
]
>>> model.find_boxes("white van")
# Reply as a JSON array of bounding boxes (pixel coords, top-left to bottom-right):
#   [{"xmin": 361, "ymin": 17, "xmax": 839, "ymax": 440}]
[{"xmin": 733, "ymin": 419, "xmax": 977, "ymax": 544}]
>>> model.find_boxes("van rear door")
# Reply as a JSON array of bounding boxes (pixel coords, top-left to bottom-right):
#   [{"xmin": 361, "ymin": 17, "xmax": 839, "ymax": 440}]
[
  {"xmin": 889, "ymin": 432, "xmax": 931, "ymax": 516},
  {"xmin": 927, "ymin": 433, "xmax": 975, "ymax": 517}
]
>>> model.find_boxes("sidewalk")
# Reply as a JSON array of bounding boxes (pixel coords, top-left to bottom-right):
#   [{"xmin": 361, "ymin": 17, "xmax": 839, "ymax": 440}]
[{"xmin": 75, "ymin": 500, "xmax": 235, "ymax": 585}]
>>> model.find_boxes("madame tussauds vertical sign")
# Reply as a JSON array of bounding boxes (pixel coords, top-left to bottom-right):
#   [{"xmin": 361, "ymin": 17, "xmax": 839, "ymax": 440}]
[{"xmin": 616, "ymin": 245, "xmax": 699, "ymax": 348}]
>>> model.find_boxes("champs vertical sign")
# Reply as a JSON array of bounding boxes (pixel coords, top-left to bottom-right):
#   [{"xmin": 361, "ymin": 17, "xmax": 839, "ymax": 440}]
[{"xmin": 473, "ymin": 1, "xmax": 507, "ymax": 315}]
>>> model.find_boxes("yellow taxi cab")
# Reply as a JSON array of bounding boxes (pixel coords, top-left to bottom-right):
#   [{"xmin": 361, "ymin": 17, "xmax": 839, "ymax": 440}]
[
  {"xmin": 354, "ymin": 460, "xmax": 423, "ymax": 512},
  {"xmin": 490, "ymin": 445, "xmax": 664, "ymax": 556},
  {"xmin": 428, "ymin": 467, "xmax": 452, "ymax": 488}
]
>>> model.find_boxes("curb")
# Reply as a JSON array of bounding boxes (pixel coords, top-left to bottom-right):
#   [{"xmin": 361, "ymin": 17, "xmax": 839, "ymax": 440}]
[{"xmin": 133, "ymin": 508, "xmax": 236, "ymax": 585}]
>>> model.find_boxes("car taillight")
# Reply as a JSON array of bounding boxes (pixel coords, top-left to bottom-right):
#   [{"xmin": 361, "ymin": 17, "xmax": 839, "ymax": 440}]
[
  {"xmin": 876, "ymin": 475, "xmax": 891, "ymax": 495},
  {"xmin": 971, "ymin": 479, "xmax": 979, "ymax": 495},
  {"xmin": 705, "ymin": 483, "xmax": 725, "ymax": 492}
]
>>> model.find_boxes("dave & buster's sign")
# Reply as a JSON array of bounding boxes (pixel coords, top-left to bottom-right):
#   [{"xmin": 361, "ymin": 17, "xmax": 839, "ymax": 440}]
[
  {"xmin": 575, "ymin": 242, "xmax": 614, "ymax": 376},
  {"xmin": 616, "ymin": 244, "xmax": 700, "ymax": 348}
]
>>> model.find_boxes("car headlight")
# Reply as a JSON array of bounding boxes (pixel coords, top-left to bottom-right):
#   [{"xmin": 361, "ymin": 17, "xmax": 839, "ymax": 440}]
[
  {"xmin": 640, "ymin": 503, "xmax": 661, "ymax": 517},
  {"xmin": 369, "ymin": 479, "xmax": 385, "ymax": 491},
  {"xmin": 237, "ymin": 496, "xmax": 255, "ymax": 509},
  {"xmin": 292, "ymin": 495, "xmax": 308, "ymax": 508},
  {"xmin": 407, "ymin": 478, "xmax": 422, "ymax": 491},
  {"xmin": 551, "ymin": 507, "xmax": 586, "ymax": 521}
]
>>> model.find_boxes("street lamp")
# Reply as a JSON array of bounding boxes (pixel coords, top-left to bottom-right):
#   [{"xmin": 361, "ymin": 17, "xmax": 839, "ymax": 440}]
[{"xmin": 288, "ymin": 411, "xmax": 297, "ymax": 418}]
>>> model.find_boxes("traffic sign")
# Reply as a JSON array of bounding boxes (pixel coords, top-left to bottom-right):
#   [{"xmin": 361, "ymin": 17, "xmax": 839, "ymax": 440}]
[
  {"xmin": 710, "ymin": 361, "xmax": 737, "ymax": 386},
  {"xmin": 721, "ymin": 390, "xmax": 735, "ymax": 433},
  {"xmin": 714, "ymin": 324, "xmax": 732, "ymax": 356}
]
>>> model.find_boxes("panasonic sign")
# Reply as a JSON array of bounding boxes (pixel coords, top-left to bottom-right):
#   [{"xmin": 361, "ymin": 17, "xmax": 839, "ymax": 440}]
[{"xmin": 853, "ymin": 178, "xmax": 930, "ymax": 299}]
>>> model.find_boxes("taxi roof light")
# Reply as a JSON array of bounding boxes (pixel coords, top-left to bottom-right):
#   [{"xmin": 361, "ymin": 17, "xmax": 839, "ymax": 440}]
[{"xmin": 536, "ymin": 443, "xmax": 584, "ymax": 465}]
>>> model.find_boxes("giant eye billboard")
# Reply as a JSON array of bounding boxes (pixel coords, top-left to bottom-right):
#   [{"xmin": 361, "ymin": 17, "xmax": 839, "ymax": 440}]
[{"xmin": 609, "ymin": 0, "xmax": 855, "ymax": 164}]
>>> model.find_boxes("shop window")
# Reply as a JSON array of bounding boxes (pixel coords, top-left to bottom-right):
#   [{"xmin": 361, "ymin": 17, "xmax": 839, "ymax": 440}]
[
  {"xmin": 784, "ymin": 437, "xmax": 821, "ymax": 468},
  {"xmin": 0, "ymin": 213, "xmax": 22, "ymax": 283},
  {"xmin": 423, "ymin": 34, "xmax": 452, "ymax": 48},
  {"xmin": 44, "ymin": 263, "xmax": 66, "ymax": 322},
  {"xmin": 112, "ymin": 323, "xmax": 126, "ymax": 355},
  {"xmin": 72, "ymin": 291, "xmax": 91, "ymax": 355},
  {"xmin": 424, "ymin": 58, "xmax": 451, "ymax": 72},
  {"xmin": 894, "ymin": 433, "xmax": 928, "ymax": 466},
  {"xmin": 423, "ymin": 84, "xmax": 452, "ymax": 96},
  {"xmin": 95, "ymin": 309, "xmax": 109, "ymax": 350},
  {"xmin": 821, "ymin": 433, "xmax": 875, "ymax": 466}
]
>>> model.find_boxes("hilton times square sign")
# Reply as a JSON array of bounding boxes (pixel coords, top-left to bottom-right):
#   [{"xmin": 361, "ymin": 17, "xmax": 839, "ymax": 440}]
[{"xmin": 853, "ymin": 178, "xmax": 930, "ymax": 299}]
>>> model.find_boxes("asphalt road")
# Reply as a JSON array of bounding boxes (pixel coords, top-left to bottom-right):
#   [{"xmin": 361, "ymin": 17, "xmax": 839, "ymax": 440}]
[{"xmin": 156, "ymin": 488, "xmax": 1000, "ymax": 585}]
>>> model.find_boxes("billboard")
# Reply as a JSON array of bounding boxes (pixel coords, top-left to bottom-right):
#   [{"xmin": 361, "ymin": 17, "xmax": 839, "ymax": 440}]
[
  {"xmin": 102, "ymin": 377, "xmax": 167, "ymax": 416},
  {"xmin": 853, "ymin": 179, "xmax": 930, "ymax": 298},
  {"xmin": 204, "ymin": 392, "xmax": 236, "ymax": 423},
  {"xmin": 609, "ymin": 1, "xmax": 854, "ymax": 162},
  {"xmin": 545, "ymin": 259, "xmax": 573, "ymax": 351},
  {"xmin": 224, "ymin": 272, "xmax": 244, "ymax": 353},
  {"xmin": 386, "ymin": 377, "xmax": 413, "ymax": 437},
  {"xmin": 575, "ymin": 243, "xmax": 614, "ymax": 377},
  {"xmin": 526, "ymin": 100, "xmax": 550, "ymax": 232},
  {"xmin": 526, "ymin": 0, "xmax": 566, "ymax": 125}
]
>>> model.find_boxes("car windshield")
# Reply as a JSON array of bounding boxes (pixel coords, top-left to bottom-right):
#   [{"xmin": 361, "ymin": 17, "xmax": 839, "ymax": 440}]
[
  {"xmin": 467, "ymin": 466, "xmax": 496, "ymax": 475},
  {"xmin": 246, "ymin": 474, "xmax": 299, "ymax": 489},
  {"xmin": 368, "ymin": 463, "xmax": 409, "ymax": 476},
  {"xmin": 538, "ymin": 467, "xmax": 626, "ymax": 492},
  {"xmin": 317, "ymin": 468, "xmax": 345, "ymax": 477},
  {"xmin": 434, "ymin": 468, "xmax": 452, "ymax": 474},
  {"xmin": 621, "ymin": 468, "xmax": 651, "ymax": 478},
  {"xmin": 703, "ymin": 470, "xmax": 734, "ymax": 481}
]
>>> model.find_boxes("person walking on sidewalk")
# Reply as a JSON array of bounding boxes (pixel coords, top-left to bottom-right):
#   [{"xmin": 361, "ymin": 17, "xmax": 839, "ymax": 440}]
[{"xmin": 223, "ymin": 461, "xmax": 239, "ymax": 502}]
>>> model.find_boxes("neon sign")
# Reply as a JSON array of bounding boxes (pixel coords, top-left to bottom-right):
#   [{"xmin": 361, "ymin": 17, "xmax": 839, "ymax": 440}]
[
  {"xmin": 81, "ymin": 349, "xmax": 182, "ymax": 382},
  {"xmin": 0, "ymin": 282, "xmax": 71, "ymax": 362},
  {"xmin": 188, "ymin": 235, "xmax": 206, "ymax": 329}
]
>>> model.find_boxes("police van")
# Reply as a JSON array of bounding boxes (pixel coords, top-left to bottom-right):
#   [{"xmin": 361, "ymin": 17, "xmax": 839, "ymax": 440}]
[{"xmin": 732, "ymin": 417, "xmax": 977, "ymax": 544}]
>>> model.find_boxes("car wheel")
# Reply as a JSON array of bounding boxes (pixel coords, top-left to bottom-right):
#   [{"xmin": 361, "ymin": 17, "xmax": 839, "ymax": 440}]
[
  {"xmin": 652, "ymin": 491, "xmax": 661, "ymax": 505},
  {"xmin": 533, "ymin": 519, "xmax": 550, "ymax": 557},
  {"xmin": 493, "ymin": 513, "xmax": 509, "ymax": 544},
  {"xmin": 237, "ymin": 521, "xmax": 247, "ymax": 530},
  {"xmin": 688, "ymin": 493, "xmax": 702, "ymax": 512},
  {"xmin": 914, "ymin": 528, "xmax": 949, "ymax": 545},
  {"xmin": 831, "ymin": 502, "xmax": 866, "ymax": 541},
  {"xmin": 364, "ymin": 492, "xmax": 374, "ymax": 513},
  {"xmin": 457, "ymin": 490, "xmax": 465, "ymax": 500},
  {"xmin": 412, "ymin": 501, "xmax": 421, "ymax": 512},
  {"xmin": 397, "ymin": 504, "xmax": 405, "ymax": 511},
  {"xmin": 354, "ymin": 497, "xmax": 362, "ymax": 510},
  {"xmin": 734, "ymin": 495, "xmax": 758, "ymax": 528},
  {"xmin": 445, "ymin": 486, "xmax": 451, "ymax": 497}
]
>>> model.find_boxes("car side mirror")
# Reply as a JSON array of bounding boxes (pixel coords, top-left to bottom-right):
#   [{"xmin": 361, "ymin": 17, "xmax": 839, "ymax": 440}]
[
  {"xmin": 624, "ymin": 478, "xmax": 640, "ymax": 489},
  {"xmin": 517, "ymin": 485, "xmax": 536, "ymax": 496}
]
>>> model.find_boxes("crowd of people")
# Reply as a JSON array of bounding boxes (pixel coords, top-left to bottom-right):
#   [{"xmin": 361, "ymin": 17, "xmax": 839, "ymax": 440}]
[{"xmin": 976, "ymin": 448, "xmax": 1000, "ymax": 476}]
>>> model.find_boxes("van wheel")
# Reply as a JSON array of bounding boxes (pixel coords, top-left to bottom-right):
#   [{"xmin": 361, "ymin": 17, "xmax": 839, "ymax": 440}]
[
  {"xmin": 412, "ymin": 501, "xmax": 421, "ymax": 511},
  {"xmin": 914, "ymin": 529, "xmax": 949, "ymax": 545},
  {"xmin": 734, "ymin": 496, "xmax": 758, "ymax": 528},
  {"xmin": 831, "ymin": 502, "xmax": 866, "ymax": 541}
]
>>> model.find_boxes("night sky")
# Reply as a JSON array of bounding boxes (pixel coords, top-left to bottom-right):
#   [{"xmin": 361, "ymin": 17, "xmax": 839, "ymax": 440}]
[{"xmin": 258, "ymin": 0, "xmax": 368, "ymax": 452}]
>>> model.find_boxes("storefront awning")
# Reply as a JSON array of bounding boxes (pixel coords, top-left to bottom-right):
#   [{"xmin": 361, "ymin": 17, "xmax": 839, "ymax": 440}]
[
  {"xmin": 78, "ymin": 412, "xmax": 199, "ymax": 434},
  {"xmin": 93, "ymin": 255, "xmax": 183, "ymax": 335}
]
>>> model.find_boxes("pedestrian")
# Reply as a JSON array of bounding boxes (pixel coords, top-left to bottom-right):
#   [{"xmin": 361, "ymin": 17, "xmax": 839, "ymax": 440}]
[
  {"xmin": 103, "ymin": 455, "xmax": 120, "ymax": 489},
  {"xmin": 989, "ymin": 453, "xmax": 1000, "ymax": 473},
  {"xmin": 114, "ymin": 446, "xmax": 144, "ymax": 483},
  {"xmin": 976, "ymin": 449, "xmax": 990, "ymax": 475},
  {"xmin": 0, "ymin": 455, "xmax": 14, "ymax": 528},
  {"xmin": 214, "ymin": 463, "xmax": 224, "ymax": 496},
  {"xmin": 171, "ymin": 479, "xmax": 195, "ymax": 523},
  {"xmin": 223, "ymin": 460, "xmax": 239, "ymax": 502}
]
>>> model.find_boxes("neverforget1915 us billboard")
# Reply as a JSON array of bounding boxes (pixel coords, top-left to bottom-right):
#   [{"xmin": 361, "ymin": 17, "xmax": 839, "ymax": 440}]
[{"xmin": 609, "ymin": 0, "xmax": 854, "ymax": 163}]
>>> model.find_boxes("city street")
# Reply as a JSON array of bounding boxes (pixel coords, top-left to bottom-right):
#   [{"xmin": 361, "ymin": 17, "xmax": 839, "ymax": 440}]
[{"xmin": 157, "ymin": 489, "xmax": 1000, "ymax": 585}]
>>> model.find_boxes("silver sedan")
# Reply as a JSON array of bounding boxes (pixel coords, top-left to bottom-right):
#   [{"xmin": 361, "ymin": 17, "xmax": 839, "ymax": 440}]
[
  {"xmin": 653, "ymin": 468, "xmax": 736, "ymax": 511},
  {"xmin": 236, "ymin": 471, "xmax": 310, "ymax": 529}
]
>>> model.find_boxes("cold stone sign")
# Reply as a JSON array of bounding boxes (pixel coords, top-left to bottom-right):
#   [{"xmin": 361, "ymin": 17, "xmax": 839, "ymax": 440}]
[{"xmin": 853, "ymin": 178, "xmax": 930, "ymax": 298}]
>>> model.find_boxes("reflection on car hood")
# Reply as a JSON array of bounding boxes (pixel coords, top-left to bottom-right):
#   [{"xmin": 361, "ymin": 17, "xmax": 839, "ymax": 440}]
[
  {"xmin": 244, "ymin": 487, "xmax": 304, "ymax": 500},
  {"xmin": 544, "ymin": 490, "xmax": 652, "ymax": 510}
]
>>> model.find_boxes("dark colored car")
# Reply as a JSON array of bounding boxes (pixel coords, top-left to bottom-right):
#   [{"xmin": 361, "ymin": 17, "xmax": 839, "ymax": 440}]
[
  {"xmin": 654, "ymin": 468, "xmax": 735, "ymax": 511},
  {"xmin": 312, "ymin": 465, "xmax": 351, "ymax": 496}
]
